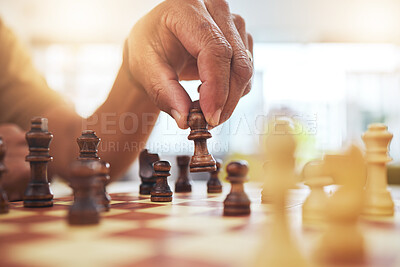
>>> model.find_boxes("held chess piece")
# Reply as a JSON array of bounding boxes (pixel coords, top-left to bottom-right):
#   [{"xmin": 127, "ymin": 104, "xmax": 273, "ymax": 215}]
[
  {"xmin": 139, "ymin": 149, "xmax": 160, "ymax": 195},
  {"xmin": 315, "ymin": 145, "xmax": 365, "ymax": 264},
  {"xmin": 23, "ymin": 118, "xmax": 54, "ymax": 208},
  {"xmin": 254, "ymin": 119, "xmax": 308, "ymax": 267},
  {"xmin": 187, "ymin": 100, "xmax": 216, "ymax": 173},
  {"xmin": 175, "ymin": 156, "xmax": 192, "ymax": 193},
  {"xmin": 362, "ymin": 123, "xmax": 394, "ymax": 216},
  {"xmin": 151, "ymin": 161, "xmax": 173, "ymax": 202},
  {"xmin": 223, "ymin": 161, "xmax": 251, "ymax": 216},
  {"xmin": 77, "ymin": 130, "xmax": 111, "ymax": 211},
  {"xmin": 0, "ymin": 138, "xmax": 9, "ymax": 214},
  {"xmin": 302, "ymin": 160, "xmax": 333, "ymax": 224},
  {"xmin": 68, "ymin": 161, "xmax": 101, "ymax": 225},
  {"xmin": 207, "ymin": 159, "xmax": 223, "ymax": 193}
]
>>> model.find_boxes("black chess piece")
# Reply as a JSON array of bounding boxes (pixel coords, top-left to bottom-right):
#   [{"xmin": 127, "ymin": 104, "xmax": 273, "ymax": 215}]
[
  {"xmin": 68, "ymin": 161, "xmax": 101, "ymax": 225},
  {"xmin": 77, "ymin": 130, "xmax": 100, "ymax": 161},
  {"xmin": 95, "ymin": 161, "xmax": 111, "ymax": 212},
  {"xmin": 207, "ymin": 159, "xmax": 223, "ymax": 193},
  {"xmin": 151, "ymin": 161, "xmax": 173, "ymax": 202},
  {"xmin": 223, "ymin": 161, "xmax": 251, "ymax": 216},
  {"xmin": 23, "ymin": 117, "xmax": 53, "ymax": 208},
  {"xmin": 175, "ymin": 155, "xmax": 192, "ymax": 193},
  {"xmin": 187, "ymin": 100, "xmax": 216, "ymax": 173},
  {"xmin": 139, "ymin": 149, "xmax": 160, "ymax": 195},
  {"xmin": 0, "ymin": 138, "xmax": 9, "ymax": 214},
  {"xmin": 77, "ymin": 130, "xmax": 111, "ymax": 211}
]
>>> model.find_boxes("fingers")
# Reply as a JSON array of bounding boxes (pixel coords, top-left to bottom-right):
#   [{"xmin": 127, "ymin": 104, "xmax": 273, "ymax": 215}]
[
  {"xmin": 243, "ymin": 34, "xmax": 253, "ymax": 96},
  {"xmin": 142, "ymin": 57, "xmax": 192, "ymax": 129},
  {"xmin": 204, "ymin": 1, "xmax": 253, "ymax": 125},
  {"xmin": 163, "ymin": 0, "xmax": 233, "ymax": 126}
]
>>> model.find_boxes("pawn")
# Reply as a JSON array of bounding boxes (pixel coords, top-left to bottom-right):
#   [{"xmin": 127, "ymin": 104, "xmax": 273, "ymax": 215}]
[
  {"xmin": 187, "ymin": 100, "xmax": 216, "ymax": 173},
  {"xmin": 223, "ymin": 161, "xmax": 251, "ymax": 216},
  {"xmin": 302, "ymin": 160, "xmax": 333, "ymax": 224},
  {"xmin": 24, "ymin": 117, "xmax": 54, "ymax": 208},
  {"xmin": 68, "ymin": 161, "xmax": 101, "ymax": 225},
  {"xmin": 0, "ymin": 138, "xmax": 9, "ymax": 214},
  {"xmin": 207, "ymin": 159, "xmax": 223, "ymax": 193},
  {"xmin": 151, "ymin": 161, "xmax": 173, "ymax": 202},
  {"xmin": 175, "ymin": 156, "xmax": 192, "ymax": 193},
  {"xmin": 95, "ymin": 161, "xmax": 111, "ymax": 212}
]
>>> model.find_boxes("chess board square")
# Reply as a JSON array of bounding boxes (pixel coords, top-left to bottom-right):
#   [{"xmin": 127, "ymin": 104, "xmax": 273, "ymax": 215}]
[
  {"xmin": 136, "ymin": 204, "xmax": 216, "ymax": 216},
  {"xmin": 7, "ymin": 236, "xmax": 155, "ymax": 267},
  {"xmin": 111, "ymin": 202, "xmax": 164, "ymax": 210},
  {"xmin": 119, "ymin": 254, "xmax": 228, "ymax": 267},
  {"xmin": 109, "ymin": 226, "xmax": 196, "ymax": 240},
  {"xmin": 0, "ymin": 214, "xmax": 63, "ymax": 224},
  {"xmin": 107, "ymin": 210, "xmax": 167, "ymax": 221}
]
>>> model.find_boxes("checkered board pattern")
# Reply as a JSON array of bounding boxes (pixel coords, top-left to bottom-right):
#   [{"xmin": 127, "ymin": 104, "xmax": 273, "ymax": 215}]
[{"xmin": 0, "ymin": 182, "xmax": 400, "ymax": 267}]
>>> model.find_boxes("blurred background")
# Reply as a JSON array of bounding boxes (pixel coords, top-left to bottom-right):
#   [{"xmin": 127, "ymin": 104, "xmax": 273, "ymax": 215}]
[{"xmin": 1, "ymin": 0, "xmax": 400, "ymax": 179}]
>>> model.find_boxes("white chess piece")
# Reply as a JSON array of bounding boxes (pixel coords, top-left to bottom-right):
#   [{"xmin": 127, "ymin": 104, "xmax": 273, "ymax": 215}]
[
  {"xmin": 315, "ymin": 145, "xmax": 365, "ymax": 264},
  {"xmin": 362, "ymin": 123, "xmax": 394, "ymax": 216},
  {"xmin": 255, "ymin": 120, "xmax": 309, "ymax": 267},
  {"xmin": 302, "ymin": 160, "xmax": 333, "ymax": 225}
]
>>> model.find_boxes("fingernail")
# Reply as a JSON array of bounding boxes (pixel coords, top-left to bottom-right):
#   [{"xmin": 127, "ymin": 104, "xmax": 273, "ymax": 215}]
[
  {"xmin": 209, "ymin": 109, "xmax": 222, "ymax": 126},
  {"xmin": 171, "ymin": 109, "xmax": 182, "ymax": 124}
]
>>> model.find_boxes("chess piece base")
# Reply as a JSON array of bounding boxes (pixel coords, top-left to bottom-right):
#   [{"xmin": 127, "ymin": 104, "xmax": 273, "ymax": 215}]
[
  {"xmin": 363, "ymin": 190, "xmax": 394, "ymax": 216},
  {"xmin": 68, "ymin": 203, "xmax": 100, "ymax": 225},
  {"xmin": 0, "ymin": 203, "xmax": 8, "ymax": 214},
  {"xmin": 223, "ymin": 205, "xmax": 251, "ymax": 216},
  {"xmin": 175, "ymin": 182, "xmax": 192, "ymax": 193},
  {"xmin": 24, "ymin": 182, "xmax": 53, "ymax": 208},
  {"xmin": 140, "ymin": 182, "xmax": 156, "ymax": 195},
  {"xmin": 190, "ymin": 154, "xmax": 216, "ymax": 173},
  {"xmin": 150, "ymin": 195, "xmax": 172, "ymax": 202},
  {"xmin": 24, "ymin": 200, "xmax": 53, "ymax": 208},
  {"xmin": 207, "ymin": 185, "xmax": 222, "ymax": 193}
]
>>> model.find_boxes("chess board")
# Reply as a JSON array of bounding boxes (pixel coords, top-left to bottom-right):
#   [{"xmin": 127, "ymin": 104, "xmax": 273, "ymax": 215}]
[{"xmin": 1, "ymin": 181, "xmax": 400, "ymax": 267}]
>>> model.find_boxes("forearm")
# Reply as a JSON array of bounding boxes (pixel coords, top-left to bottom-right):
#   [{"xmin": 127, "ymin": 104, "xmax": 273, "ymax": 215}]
[
  {"xmin": 46, "ymin": 65, "xmax": 159, "ymax": 181},
  {"xmin": 88, "ymin": 66, "xmax": 160, "ymax": 180}
]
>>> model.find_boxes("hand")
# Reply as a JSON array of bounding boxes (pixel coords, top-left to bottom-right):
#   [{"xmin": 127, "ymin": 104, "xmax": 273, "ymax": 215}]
[
  {"xmin": 126, "ymin": 0, "xmax": 253, "ymax": 128},
  {"xmin": 0, "ymin": 124, "xmax": 30, "ymax": 201}
]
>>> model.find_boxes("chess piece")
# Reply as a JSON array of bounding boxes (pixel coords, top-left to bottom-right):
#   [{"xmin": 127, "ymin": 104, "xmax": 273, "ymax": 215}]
[
  {"xmin": 24, "ymin": 117, "xmax": 54, "ymax": 208},
  {"xmin": 139, "ymin": 149, "xmax": 160, "ymax": 195},
  {"xmin": 68, "ymin": 160, "xmax": 101, "ymax": 225},
  {"xmin": 175, "ymin": 155, "xmax": 192, "ymax": 193},
  {"xmin": 77, "ymin": 130, "xmax": 111, "ymax": 211},
  {"xmin": 187, "ymin": 100, "xmax": 216, "ymax": 173},
  {"xmin": 223, "ymin": 161, "xmax": 251, "ymax": 216},
  {"xmin": 255, "ymin": 119, "xmax": 308, "ymax": 267},
  {"xmin": 151, "ymin": 161, "xmax": 173, "ymax": 202},
  {"xmin": 261, "ymin": 162, "xmax": 272, "ymax": 203},
  {"xmin": 362, "ymin": 123, "xmax": 394, "ymax": 216},
  {"xmin": 302, "ymin": 160, "xmax": 333, "ymax": 224},
  {"xmin": 77, "ymin": 130, "xmax": 100, "ymax": 161},
  {"xmin": 207, "ymin": 159, "xmax": 223, "ymax": 193},
  {"xmin": 95, "ymin": 161, "xmax": 111, "ymax": 212},
  {"xmin": 315, "ymin": 145, "xmax": 365, "ymax": 264},
  {"xmin": 0, "ymin": 138, "xmax": 9, "ymax": 214},
  {"xmin": 262, "ymin": 120, "xmax": 296, "ymax": 203}
]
